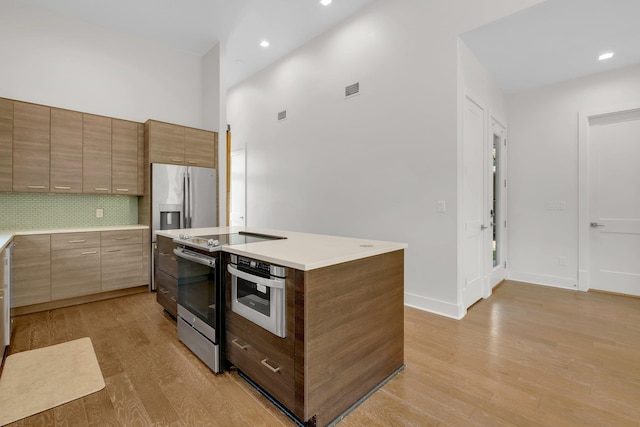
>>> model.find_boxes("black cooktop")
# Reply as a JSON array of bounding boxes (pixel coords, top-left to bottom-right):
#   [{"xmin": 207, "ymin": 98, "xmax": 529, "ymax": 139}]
[{"xmin": 201, "ymin": 231, "xmax": 286, "ymax": 246}]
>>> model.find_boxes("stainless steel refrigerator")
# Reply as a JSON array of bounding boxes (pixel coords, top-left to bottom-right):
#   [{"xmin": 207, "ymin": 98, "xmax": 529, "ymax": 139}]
[{"xmin": 151, "ymin": 163, "xmax": 217, "ymax": 289}]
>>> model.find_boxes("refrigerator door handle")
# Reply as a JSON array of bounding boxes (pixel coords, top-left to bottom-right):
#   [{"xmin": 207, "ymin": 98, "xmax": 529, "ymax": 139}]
[
  {"xmin": 182, "ymin": 172, "xmax": 187, "ymax": 228},
  {"xmin": 186, "ymin": 170, "xmax": 192, "ymax": 228}
]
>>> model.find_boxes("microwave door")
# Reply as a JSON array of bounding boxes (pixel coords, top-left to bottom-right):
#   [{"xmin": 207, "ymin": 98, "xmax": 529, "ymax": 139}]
[{"xmin": 188, "ymin": 166, "xmax": 217, "ymax": 229}]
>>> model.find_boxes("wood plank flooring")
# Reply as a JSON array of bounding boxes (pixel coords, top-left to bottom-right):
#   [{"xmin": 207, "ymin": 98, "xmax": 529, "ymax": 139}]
[{"xmin": 4, "ymin": 280, "xmax": 640, "ymax": 426}]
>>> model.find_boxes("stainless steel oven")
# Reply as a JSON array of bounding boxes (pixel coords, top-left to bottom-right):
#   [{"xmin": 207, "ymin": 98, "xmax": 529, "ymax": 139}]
[
  {"xmin": 228, "ymin": 254, "xmax": 286, "ymax": 338},
  {"xmin": 173, "ymin": 239, "xmax": 223, "ymax": 373}
]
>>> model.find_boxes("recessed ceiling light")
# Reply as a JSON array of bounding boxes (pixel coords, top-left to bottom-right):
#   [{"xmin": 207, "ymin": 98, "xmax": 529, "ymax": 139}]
[
  {"xmin": 598, "ymin": 52, "xmax": 614, "ymax": 61},
  {"xmin": 260, "ymin": 40, "xmax": 270, "ymax": 48},
  {"xmin": 320, "ymin": 0, "xmax": 332, "ymax": 5}
]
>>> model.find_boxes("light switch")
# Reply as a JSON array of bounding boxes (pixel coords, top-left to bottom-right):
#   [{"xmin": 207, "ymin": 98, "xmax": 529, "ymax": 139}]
[
  {"xmin": 96, "ymin": 208, "xmax": 104, "ymax": 218},
  {"xmin": 437, "ymin": 200, "xmax": 446, "ymax": 212}
]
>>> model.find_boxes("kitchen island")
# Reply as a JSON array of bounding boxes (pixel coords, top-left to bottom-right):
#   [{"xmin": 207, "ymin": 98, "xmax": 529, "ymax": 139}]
[{"xmin": 157, "ymin": 227, "xmax": 406, "ymax": 427}]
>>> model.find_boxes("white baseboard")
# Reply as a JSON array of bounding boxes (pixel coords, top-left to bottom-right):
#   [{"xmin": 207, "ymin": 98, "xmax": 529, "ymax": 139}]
[
  {"xmin": 404, "ymin": 292, "xmax": 465, "ymax": 320},
  {"xmin": 507, "ymin": 271, "xmax": 579, "ymax": 290}
]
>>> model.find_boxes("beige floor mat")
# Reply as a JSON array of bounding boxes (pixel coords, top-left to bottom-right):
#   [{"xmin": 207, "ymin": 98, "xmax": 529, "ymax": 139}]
[{"xmin": 0, "ymin": 337, "xmax": 105, "ymax": 425}]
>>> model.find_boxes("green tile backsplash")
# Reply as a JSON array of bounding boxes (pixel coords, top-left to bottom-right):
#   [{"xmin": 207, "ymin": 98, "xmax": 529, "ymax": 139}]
[{"xmin": 0, "ymin": 193, "xmax": 139, "ymax": 230}]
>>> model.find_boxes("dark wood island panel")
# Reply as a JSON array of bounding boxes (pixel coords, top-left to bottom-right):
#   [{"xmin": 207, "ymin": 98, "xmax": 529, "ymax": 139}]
[{"xmin": 298, "ymin": 249, "xmax": 404, "ymax": 426}]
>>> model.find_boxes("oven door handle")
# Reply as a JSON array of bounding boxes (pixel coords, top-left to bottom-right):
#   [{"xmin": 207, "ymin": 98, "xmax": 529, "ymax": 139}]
[
  {"xmin": 227, "ymin": 264, "xmax": 285, "ymax": 289},
  {"xmin": 173, "ymin": 248, "xmax": 216, "ymax": 267}
]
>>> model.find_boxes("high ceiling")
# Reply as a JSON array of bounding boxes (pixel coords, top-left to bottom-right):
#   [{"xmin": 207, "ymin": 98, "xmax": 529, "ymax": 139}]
[
  {"xmin": 14, "ymin": 0, "xmax": 640, "ymax": 94},
  {"xmin": 16, "ymin": 0, "xmax": 375, "ymax": 89},
  {"xmin": 461, "ymin": 0, "xmax": 640, "ymax": 93}
]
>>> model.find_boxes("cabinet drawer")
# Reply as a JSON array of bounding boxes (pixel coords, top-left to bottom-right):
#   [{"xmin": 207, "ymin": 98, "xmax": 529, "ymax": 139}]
[
  {"xmin": 156, "ymin": 269, "xmax": 177, "ymax": 317},
  {"xmin": 101, "ymin": 229, "xmax": 143, "ymax": 247},
  {"xmin": 51, "ymin": 247, "xmax": 101, "ymax": 299},
  {"xmin": 226, "ymin": 330, "xmax": 295, "ymax": 409},
  {"xmin": 51, "ymin": 232, "xmax": 101, "ymax": 250},
  {"xmin": 157, "ymin": 236, "xmax": 178, "ymax": 278},
  {"xmin": 101, "ymin": 244, "xmax": 143, "ymax": 291}
]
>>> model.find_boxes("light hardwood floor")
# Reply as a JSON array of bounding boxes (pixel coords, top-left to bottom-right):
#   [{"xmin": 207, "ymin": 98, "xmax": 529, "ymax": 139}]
[{"xmin": 4, "ymin": 281, "xmax": 640, "ymax": 426}]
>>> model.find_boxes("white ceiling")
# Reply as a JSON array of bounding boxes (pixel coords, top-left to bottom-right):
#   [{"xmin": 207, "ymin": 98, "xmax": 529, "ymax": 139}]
[
  {"xmin": 461, "ymin": 0, "xmax": 640, "ymax": 93},
  {"xmin": 16, "ymin": 0, "xmax": 375, "ymax": 88}
]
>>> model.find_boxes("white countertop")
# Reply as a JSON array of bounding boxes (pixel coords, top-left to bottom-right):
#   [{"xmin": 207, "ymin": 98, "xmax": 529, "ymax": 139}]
[
  {"xmin": 157, "ymin": 227, "xmax": 407, "ymax": 271},
  {"xmin": 0, "ymin": 225, "xmax": 149, "ymax": 252}
]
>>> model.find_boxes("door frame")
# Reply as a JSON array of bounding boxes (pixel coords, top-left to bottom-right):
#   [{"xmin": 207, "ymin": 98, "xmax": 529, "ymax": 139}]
[
  {"xmin": 229, "ymin": 147, "xmax": 247, "ymax": 227},
  {"xmin": 488, "ymin": 116, "xmax": 508, "ymax": 290},
  {"xmin": 577, "ymin": 103, "xmax": 640, "ymax": 291}
]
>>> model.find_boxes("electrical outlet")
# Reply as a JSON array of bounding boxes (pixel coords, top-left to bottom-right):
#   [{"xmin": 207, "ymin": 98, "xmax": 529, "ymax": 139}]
[
  {"xmin": 96, "ymin": 208, "xmax": 104, "ymax": 218},
  {"xmin": 437, "ymin": 200, "xmax": 446, "ymax": 212}
]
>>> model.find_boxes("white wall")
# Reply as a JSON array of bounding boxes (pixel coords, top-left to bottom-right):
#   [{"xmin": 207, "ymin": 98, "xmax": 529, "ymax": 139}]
[
  {"xmin": 228, "ymin": 0, "xmax": 543, "ymax": 318},
  {"xmin": 0, "ymin": 0, "xmax": 204, "ymax": 128},
  {"xmin": 507, "ymin": 64, "xmax": 640, "ymax": 289}
]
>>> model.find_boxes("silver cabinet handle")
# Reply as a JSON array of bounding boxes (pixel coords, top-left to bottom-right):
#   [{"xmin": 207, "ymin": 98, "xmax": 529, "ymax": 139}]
[
  {"xmin": 105, "ymin": 249, "xmax": 120, "ymax": 253},
  {"xmin": 232, "ymin": 339, "xmax": 248, "ymax": 350},
  {"xmin": 187, "ymin": 160, "xmax": 198, "ymax": 165},
  {"xmin": 69, "ymin": 240, "xmax": 86, "ymax": 243},
  {"xmin": 170, "ymin": 296, "xmax": 177, "ymax": 302},
  {"xmin": 115, "ymin": 237, "xmax": 131, "ymax": 240},
  {"xmin": 590, "ymin": 222, "xmax": 605, "ymax": 228},
  {"xmin": 115, "ymin": 188, "xmax": 130, "ymax": 192},
  {"xmin": 227, "ymin": 264, "xmax": 285, "ymax": 289},
  {"xmin": 54, "ymin": 186, "xmax": 71, "ymax": 190},
  {"xmin": 171, "ymin": 158, "xmax": 183, "ymax": 163},
  {"xmin": 28, "ymin": 185, "xmax": 46, "ymax": 189},
  {"xmin": 261, "ymin": 358, "xmax": 281, "ymax": 373},
  {"xmin": 159, "ymin": 288, "xmax": 169, "ymax": 295},
  {"xmin": 82, "ymin": 251, "xmax": 98, "ymax": 255},
  {"xmin": 94, "ymin": 187, "xmax": 109, "ymax": 191}
]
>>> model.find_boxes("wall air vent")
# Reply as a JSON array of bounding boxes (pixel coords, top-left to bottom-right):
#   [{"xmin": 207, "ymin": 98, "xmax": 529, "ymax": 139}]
[
  {"xmin": 345, "ymin": 82, "xmax": 360, "ymax": 98},
  {"xmin": 278, "ymin": 110, "xmax": 287, "ymax": 121}
]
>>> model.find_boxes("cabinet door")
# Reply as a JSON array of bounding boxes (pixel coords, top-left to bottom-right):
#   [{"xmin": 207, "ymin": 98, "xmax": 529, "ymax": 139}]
[
  {"xmin": 51, "ymin": 247, "xmax": 101, "ymax": 299},
  {"xmin": 0, "ymin": 98, "xmax": 12, "ymax": 192},
  {"xmin": 147, "ymin": 121, "xmax": 184, "ymax": 165},
  {"xmin": 13, "ymin": 102, "xmax": 50, "ymax": 192},
  {"xmin": 112, "ymin": 119, "xmax": 139, "ymax": 195},
  {"xmin": 13, "ymin": 235, "xmax": 51, "ymax": 307},
  {"xmin": 83, "ymin": 114, "xmax": 112, "ymax": 193},
  {"xmin": 101, "ymin": 244, "xmax": 143, "ymax": 291},
  {"xmin": 185, "ymin": 128, "xmax": 217, "ymax": 168},
  {"xmin": 50, "ymin": 108, "xmax": 83, "ymax": 193}
]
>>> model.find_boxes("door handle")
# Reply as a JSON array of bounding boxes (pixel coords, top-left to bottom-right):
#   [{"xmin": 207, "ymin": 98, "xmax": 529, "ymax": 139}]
[{"xmin": 590, "ymin": 222, "xmax": 605, "ymax": 228}]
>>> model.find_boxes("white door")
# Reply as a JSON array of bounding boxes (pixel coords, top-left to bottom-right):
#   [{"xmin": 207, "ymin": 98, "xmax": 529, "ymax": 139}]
[
  {"xmin": 489, "ymin": 120, "xmax": 508, "ymax": 287},
  {"xmin": 463, "ymin": 97, "xmax": 486, "ymax": 308},
  {"xmin": 588, "ymin": 110, "xmax": 640, "ymax": 296},
  {"xmin": 230, "ymin": 148, "xmax": 246, "ymax": 227}
]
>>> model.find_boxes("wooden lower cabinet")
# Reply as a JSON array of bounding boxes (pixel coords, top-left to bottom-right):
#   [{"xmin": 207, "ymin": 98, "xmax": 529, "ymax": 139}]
[
  {"xmin": 52, "ymin": 247, "xmax": 101, "ymax": 300},
  {"xmin": 155, "ymin": 235, "xmax": 178, "ymax": 316},
  {"xmin": 225, "ymin": 250, "xmax": 405, "ymax": 427},
  {"xmin": 155, "ymin": 269, "xmax": 178, "ymax": 318},
  {"xmin": 12, "ymin": 229, "xmax": 149, "ymax": 309},
  {"xmin": 13, "ymin": 235, "xmax": 51, "ymax": 307},
  {"xmin": 101, "ymin": 230, "xmax": 144, "ymax": 292}
]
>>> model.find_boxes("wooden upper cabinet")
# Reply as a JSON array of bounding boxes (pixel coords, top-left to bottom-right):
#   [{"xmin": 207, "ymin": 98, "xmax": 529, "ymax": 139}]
[
  {"xmin": 185, "ymin": 128, "xmax": 217, "ymax": 168},
  {"xmin": 83, "ymin": 114, "xmax": 112, "ymax": 193},
  {"xmin": 0, "ymin": 98, "xmax": 13, "ymax": 192},
  {"xmin": 112, "ymin": 119, "xmax": 139, "ymax": 195},
  {"xmin": 13, "ymin": 102, "xmax": 50, "ymax": 192},
  {"xmin": 50, "ymin": 108, "xmax": 83, "ymax": 193},
  {"xmin": 147, "ymin": 120, "xmax": 185, "ymax": 165}
]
